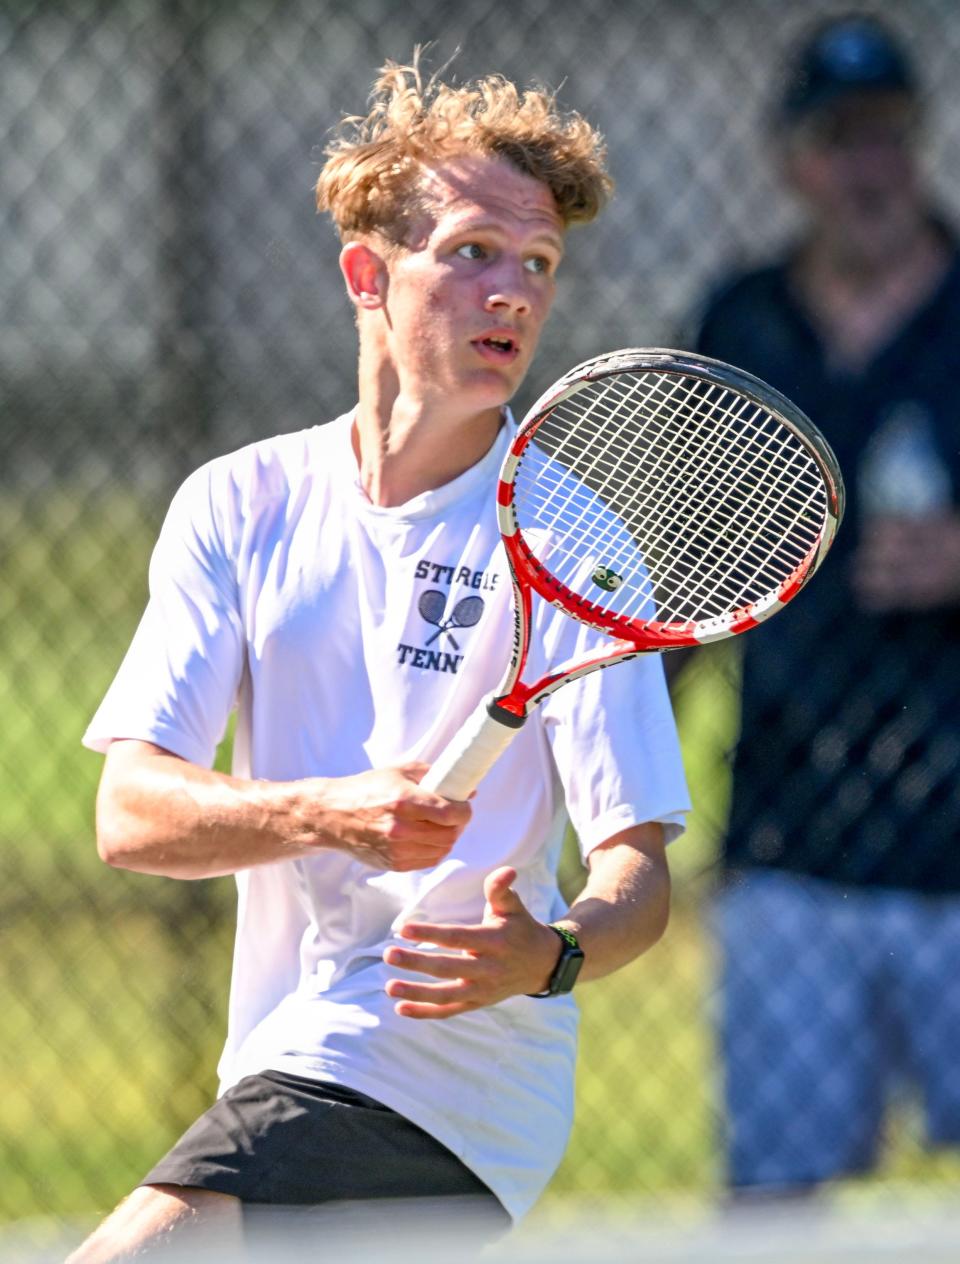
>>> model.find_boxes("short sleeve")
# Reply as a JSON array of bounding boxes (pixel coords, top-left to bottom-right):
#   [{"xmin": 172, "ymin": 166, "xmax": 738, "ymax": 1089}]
[
  {"xmin": 538, "ymin": 616, "xmax": 690, "ymax": 857},
  {"xmin": 82, "ymin": 462, "xmax": 246, "ymax": 768}
]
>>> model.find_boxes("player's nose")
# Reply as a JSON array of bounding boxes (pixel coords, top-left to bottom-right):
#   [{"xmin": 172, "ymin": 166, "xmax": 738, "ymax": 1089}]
[{"xmin": 483, "ymin": 258, "xmax": 533, "ymax": 317}]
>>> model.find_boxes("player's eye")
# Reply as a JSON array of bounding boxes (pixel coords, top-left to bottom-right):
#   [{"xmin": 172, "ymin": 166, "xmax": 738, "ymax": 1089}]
[
  {"xmin": 456, "ymin": 243, "xmax": 487, "ymax": 261},
  {"xmin": 524, "ymin": 256, "xmax": 552, "ymax": 275}
]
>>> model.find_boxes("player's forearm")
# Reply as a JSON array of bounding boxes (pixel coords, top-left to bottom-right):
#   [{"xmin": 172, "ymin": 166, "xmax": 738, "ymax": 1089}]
[
  {"xmin": 95, "ymin": 740, "xmax": 468, "ymax": 879},
  {"xmin": 95, "ymin": 742, "xmax": 332, "ymax": 878},
  {"xmin": 553, "ymin": 824, "xmax": 671, "ymax": 983}
]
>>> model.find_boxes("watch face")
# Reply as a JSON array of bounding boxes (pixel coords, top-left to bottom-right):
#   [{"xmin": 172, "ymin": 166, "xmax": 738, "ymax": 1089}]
[
  {"xmin": 551, "ymin": 945, "xmax": 585, "ymax": 995},
  {"xmin": 527, "ymin": 927, "xmax": 585, "ymax": 998}
]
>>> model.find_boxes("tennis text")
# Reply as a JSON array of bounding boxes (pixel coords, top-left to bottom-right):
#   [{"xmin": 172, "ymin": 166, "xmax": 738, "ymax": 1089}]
[{"xmin": 396, "ymin": 644, "xmax": 462, "ymax": 673}]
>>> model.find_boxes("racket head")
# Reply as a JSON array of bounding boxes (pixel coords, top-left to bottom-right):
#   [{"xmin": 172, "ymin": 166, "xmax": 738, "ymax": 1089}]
[
  {"xmin": 449, "ymin": 595, "xmax": 484, "ymax": 628},
  {"xmin": 417, "ymin": 589, "xmax": 447, "ymax": 627},
  {"xmin": 499, "ymin": 348, "xmax": 845, "ymax": 652}
]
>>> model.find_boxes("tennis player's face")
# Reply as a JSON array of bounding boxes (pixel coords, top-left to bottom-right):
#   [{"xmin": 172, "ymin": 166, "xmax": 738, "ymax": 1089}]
[{"xmin": 382, "ymin": 155, "xmax": 564, "ymax": 411}]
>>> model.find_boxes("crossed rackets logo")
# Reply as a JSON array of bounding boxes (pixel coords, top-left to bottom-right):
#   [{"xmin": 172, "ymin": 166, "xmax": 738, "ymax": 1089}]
[{"xmin": 417, "ymin": 590, "xmax": 485, "ymax": 649}]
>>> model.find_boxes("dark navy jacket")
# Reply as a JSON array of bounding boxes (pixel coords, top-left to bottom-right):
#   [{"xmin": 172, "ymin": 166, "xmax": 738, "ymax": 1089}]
[{"xmin": 694, "ymin": 245, "xmax": 960, "ymax": 891}]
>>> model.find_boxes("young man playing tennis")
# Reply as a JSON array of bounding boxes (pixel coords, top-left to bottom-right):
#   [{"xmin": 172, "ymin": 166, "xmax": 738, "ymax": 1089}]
[{"xmin": 70, "ymin": 60, "xmax": 689, "ymax": 1260}]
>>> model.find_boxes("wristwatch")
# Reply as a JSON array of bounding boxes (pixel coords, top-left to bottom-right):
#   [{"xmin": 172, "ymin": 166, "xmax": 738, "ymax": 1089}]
[{"xmin": 527, "ymin": 925, "xmax": 584, "ymax": 998}]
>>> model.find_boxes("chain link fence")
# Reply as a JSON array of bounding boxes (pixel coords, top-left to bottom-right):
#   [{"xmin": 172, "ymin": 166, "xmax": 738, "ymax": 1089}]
[{"xmin": 5, "ymin": 0, "xmax": 960, "ymax": 1254}]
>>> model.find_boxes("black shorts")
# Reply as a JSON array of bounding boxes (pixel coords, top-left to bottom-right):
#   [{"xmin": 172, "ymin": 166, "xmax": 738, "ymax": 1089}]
[{"xmin": 142, "ymin": 1070, "xmax": 509, "ymax": 1241}]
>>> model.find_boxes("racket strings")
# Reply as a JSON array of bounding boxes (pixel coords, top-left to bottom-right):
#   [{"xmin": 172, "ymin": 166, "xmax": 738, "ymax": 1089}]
[
  {"xmin": 526, "ymin": 377, "xmax": 819, "ymax": 542},
  {"xmin": 547, "ymin": 402, "xmax": 823, "ymax": 621},
  {"xmin": 545, "ymin": 376, "xmax": 823, "ymax": 545},
  {"xmin": 548, "ymin": 402, "xmax": 823, "ymax": 623},
  {"xmin": 512, "ymin": 371, "xmax": 829, "ymax": 627},
  {"xmin": 595, "ymin": 380, "xmax": 823, "ymax": 613}
]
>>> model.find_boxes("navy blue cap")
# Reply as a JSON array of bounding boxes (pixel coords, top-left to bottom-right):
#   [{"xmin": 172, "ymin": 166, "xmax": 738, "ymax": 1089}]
[{"xmin": 780, "ymin": 15, "xmax": 917, "ymax": 120}]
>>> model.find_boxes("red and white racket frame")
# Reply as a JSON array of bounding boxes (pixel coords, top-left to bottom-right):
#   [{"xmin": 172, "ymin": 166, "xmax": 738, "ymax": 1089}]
[{"xmin": 420, "ymin": 349, "xmax": 845, "ymax": 801}]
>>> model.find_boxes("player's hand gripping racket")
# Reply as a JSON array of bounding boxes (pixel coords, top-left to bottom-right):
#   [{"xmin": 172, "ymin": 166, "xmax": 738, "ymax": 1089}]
[{"xmin": 420, "ymin": 348, "xmax": 845, "ymax": 802}]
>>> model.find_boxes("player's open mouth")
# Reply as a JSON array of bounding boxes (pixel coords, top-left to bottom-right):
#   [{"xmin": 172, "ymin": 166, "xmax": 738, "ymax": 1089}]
[{"xmin": 472, "ymin": 334, "xmax": 520, "ymax": 363}]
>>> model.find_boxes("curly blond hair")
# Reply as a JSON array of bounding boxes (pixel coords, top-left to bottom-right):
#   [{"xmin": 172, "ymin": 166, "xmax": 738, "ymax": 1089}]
[{"xmin": 316, "ymin": 55, "xmax": 613, "ymax": 242}]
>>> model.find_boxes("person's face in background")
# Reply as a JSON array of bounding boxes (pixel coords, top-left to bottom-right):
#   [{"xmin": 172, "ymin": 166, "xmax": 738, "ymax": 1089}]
[{"xmin": 782, "ymin": 91, "xmax": 926, "ymax": 271}]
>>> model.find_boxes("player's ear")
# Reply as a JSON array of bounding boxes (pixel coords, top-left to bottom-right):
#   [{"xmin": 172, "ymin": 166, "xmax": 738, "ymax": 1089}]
[{"xmin": 340, "ymin": 241, "xmax": 389, "ymax": 311}]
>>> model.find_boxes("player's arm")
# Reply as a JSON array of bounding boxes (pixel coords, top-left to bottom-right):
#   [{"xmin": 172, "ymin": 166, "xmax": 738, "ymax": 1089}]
[
  {"xmin": 383, "ymin": 821, "xmax": 669, "ymax": 1019},
  {"xmin": 95, "ymin": 739, "xmax": 471, "ymax": 879},
  {"xmin": 551, "ymin": 821, "xmax": 670, "ymax": 980}
]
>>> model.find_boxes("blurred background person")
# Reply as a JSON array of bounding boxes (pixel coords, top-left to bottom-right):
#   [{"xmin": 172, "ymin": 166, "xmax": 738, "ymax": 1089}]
[{"xmin": 689, "ymin": 12, "xmax": 960, "ymax": 1198}]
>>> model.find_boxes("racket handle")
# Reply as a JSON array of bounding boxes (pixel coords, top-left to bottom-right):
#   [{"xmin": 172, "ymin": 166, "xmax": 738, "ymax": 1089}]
[{"xmin": 419, "ymin": 697, "xmax": 526, "ymax": 802}]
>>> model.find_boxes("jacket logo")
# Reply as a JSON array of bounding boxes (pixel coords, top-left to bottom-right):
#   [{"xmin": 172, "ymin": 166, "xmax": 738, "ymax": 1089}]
[
  {"xmin": 417, "ymin": 591, "xmax": 484, "ymax": 649},
  {"xmin": 397, "ymin": 560, "xmax": 498, "ymax": 675}
]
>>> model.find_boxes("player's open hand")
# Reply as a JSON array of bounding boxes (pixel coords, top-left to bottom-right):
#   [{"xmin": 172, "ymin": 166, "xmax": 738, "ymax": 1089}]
[
  {"xmin": 383, "ymin": 866, "xmax": 562, "ymax": 1019},
  {"xmin": 313, "ymin": 764, "xmax": 470, "ymax": 872}
]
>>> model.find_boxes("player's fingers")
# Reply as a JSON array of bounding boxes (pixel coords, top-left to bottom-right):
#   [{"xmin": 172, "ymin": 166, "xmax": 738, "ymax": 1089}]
[
  {"xmin": 396, "ymin": 762, "xmax": 431, "ymax": 781},
  {"xmin": 353, "ymin": 837, "xmax": 454, "ymax": 870},
  {"xmin": 410, "ymin": 796, "xmax": 472, "ymax": 828},
  {"xmin": 393, "ymin": 1001, "xmax": 468, "ymax": 1021},
  {"xmin": 383, "ymin": 946, "xmax": 479, "ymax": 979},
  {"xmin": 397, "ymin": 922, "xmax": 491, "ymax": 949},
  {"xmin": 482, "ymin": 865, "xmax": 519, "ymax": 913},
  {"xmin": 392, "ymin": 1000, "xmax": 467, "ymax": 1021},
  {"xmin": 384, "ymin": 818, "xmax": 461, "ymax": 846},
  {"xmin": 385, "ymin": 976, "xmax": 467, "ymax": 1001},
  {"xmin": 378, "ymin": 808, "xmax": 466, "ymax": 846},
  {"xmin": 388, "ymin": 789, "xmax": 471, "ymax": 830},
  {"xmin": 391, "ymin": 765, "xmax": 472, "ymax": 825}
]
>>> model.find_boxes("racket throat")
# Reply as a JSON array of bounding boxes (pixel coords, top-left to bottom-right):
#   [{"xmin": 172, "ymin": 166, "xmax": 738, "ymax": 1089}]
[{"xmin": 487, "ymin": 696, "xmax": 528, "ymax": 727}]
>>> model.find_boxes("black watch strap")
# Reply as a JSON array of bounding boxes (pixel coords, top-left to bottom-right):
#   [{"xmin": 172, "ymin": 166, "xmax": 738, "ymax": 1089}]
[{"xmin": 527, "ymin": 925, "xmax": 585, "ymax": 998}]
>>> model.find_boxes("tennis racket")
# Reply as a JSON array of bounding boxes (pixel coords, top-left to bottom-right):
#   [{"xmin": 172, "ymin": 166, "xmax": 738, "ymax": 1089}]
[{"xmin": 419, "ymin": 348, "xmax": 845, "ymax": 802}]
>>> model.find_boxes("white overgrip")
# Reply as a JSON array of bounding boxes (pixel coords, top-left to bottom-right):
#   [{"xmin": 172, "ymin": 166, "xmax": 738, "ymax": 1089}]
[{"xmin": 419, "ymin": 695, "xmax": 525, "ymax": 802}]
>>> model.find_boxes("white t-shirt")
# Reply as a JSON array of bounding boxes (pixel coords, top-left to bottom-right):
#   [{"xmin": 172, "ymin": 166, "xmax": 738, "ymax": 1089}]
[{"xmin": 84, "ymin": 411, "xmax": 690, "ymax": 1220}]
